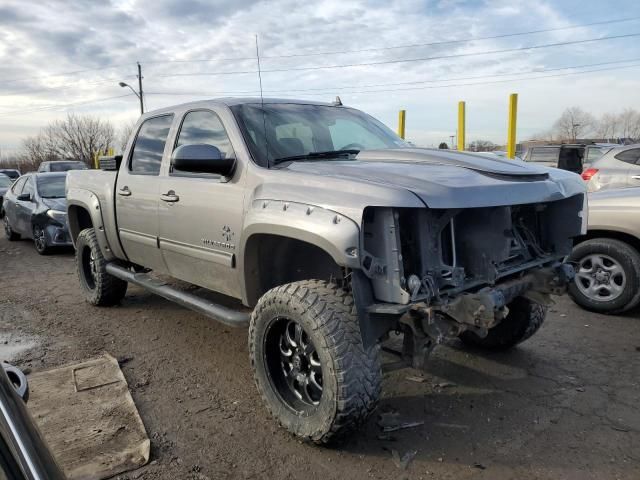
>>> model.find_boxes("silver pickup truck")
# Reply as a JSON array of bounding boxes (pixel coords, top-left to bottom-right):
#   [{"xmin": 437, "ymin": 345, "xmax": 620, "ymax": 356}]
[{"xmin": 66, "ymin": 98, "xmax": 586, "ymax": 443}]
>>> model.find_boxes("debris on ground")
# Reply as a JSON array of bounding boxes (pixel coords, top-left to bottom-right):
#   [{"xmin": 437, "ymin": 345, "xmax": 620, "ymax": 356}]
[
  {"xmin": 391, "ymin": 449, "xmax": 417, "ymax": 470},
  {"xmin": 405, "ymin": 375, "xmax": 427, "ymax": 383},
  {"xmin": 473, "ymin": 462, "xmax": 487, "ymax": 470},
  {"xmin": 433, "ymin": 382, "xmax": 456, "ymax": 389},
  {"xmin": 378, "ymin": 411, "xmax": 424, "ymax": 432}
]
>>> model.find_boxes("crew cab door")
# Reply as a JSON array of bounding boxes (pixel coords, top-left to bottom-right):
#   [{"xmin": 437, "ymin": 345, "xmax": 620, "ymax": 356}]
[
  {"xmin": 115, "ymin": 114, "xmax": 174, "ymax": 272},
  {"xmin": 157, "ymin": 109, "xmax": 245, "ymax": 298}
]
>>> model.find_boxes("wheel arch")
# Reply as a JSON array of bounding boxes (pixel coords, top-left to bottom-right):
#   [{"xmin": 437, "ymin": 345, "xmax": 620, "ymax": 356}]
[
  {"xmin": 66, "ymin": 191, "xmax": 116, "ymax": 261},
  {"xmin": 574, "ymin": 229, "xmax": 640, "ymax": 253}
]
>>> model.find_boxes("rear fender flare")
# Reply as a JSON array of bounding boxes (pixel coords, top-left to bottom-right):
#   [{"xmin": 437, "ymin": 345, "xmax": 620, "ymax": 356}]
[{"xmin": 66, "ymin": 189, "xmax": 116, "ymax": 261}]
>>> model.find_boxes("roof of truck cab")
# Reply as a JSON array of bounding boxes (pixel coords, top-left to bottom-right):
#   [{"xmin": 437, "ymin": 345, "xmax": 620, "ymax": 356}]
[{"xmin": 142, "ymin": 97, "xmax": 340, "ymax": 116}]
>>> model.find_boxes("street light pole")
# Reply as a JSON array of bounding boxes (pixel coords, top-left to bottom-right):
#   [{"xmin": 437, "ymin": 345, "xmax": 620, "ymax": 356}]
[
  {"xmin": 137, "ymin": 62, "xmax": 144, "ymax": 114},
  {"xmin": 119, "ymin": 63, "xmax": 144, "ymax": 115}
]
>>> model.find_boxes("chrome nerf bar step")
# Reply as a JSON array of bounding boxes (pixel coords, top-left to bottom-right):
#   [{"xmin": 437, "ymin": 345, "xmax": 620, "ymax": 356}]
[{"xmin": 105, "ymin": 263, "xmax": 250, "ymax": 327}]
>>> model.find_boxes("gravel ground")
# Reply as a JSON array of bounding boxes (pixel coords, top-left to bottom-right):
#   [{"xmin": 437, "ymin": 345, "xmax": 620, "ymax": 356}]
[{"xmin": 1, "ymin": 236, "xmax": 639, "ymax": 480}]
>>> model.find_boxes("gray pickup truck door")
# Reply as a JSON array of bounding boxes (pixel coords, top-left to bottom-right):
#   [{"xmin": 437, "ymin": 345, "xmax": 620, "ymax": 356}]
[
  {"xmin": 115, "ymin": 114, "xmax": 174, "ymax": 273},
  {"xmin": 157, "ymin": 109, "xmax": 245, "ymax": 299}
]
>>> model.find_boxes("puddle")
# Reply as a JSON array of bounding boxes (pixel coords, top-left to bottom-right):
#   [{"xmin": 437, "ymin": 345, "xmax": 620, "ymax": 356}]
[{"xmin": 0, "ymin": 332, "xmax": 40, "ymax": 363}]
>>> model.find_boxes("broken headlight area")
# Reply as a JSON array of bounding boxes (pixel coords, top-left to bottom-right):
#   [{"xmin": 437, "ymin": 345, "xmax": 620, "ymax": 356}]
[{"xmin": 360, "ymin": 193, "xmax": 584, "ymax": 307}]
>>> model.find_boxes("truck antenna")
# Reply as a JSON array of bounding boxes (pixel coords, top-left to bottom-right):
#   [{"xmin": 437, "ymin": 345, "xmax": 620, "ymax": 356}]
[{"xmin": 255, "ymin": 34, "xmax": 270, "ymax": 168}]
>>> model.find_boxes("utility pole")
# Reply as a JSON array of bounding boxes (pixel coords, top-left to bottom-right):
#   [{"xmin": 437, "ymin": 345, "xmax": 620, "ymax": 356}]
[{"xmin": 137, "ymin": 62, "xmax": 144, "ymax": 114}]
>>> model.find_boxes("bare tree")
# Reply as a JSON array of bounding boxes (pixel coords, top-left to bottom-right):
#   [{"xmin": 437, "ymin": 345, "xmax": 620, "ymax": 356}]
[
  {"xmin": 552, "ymin": 107, "xmax": 596, "ymax": 141},
  {"xmin": 17, "ymin": 114, "xmax": 116, "ymax": 170},
  {"xmin": 116, "ymin": 119, "xmax": 138, "ymax": 153},
  {"xmin": 468, "ymin": 139, "xmax": 497, "ymax": 152},
  {"xmin": 595, "ymin": 113, "xmax": 619, "ymax": 141},
  {"xmin": 618, "ymin": 108, "xmax": 640, "ymax": 141}
]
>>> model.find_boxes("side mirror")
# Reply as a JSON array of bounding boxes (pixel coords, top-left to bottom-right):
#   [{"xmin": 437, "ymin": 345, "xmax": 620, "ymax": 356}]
[
  {"xmin": 17, "ymin": 193, "xmax": 31, "ymax": 201},
  {"xmin": 172, "ymin": 144, "xmax": 235, "ymax": 176}
]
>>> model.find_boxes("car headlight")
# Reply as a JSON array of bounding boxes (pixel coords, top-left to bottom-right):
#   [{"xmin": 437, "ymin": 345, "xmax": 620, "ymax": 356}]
[{"xmin": 46, "ymin": 209, "xmax": 67, "ymax": 224}]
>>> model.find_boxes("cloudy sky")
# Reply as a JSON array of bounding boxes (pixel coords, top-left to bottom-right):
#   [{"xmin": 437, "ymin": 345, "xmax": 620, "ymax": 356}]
[{"xmin": 1, "ymin": 0, "xmax": 639, "ymax": 156}]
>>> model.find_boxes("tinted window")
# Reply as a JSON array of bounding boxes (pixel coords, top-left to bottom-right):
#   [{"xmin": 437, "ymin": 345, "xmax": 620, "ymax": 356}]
[
  {"xmin": 50, "ymin": 162, "xmax": 87, "ymax": 172},
  {"xmin": 528, "ymin": 147, "xmax": 560, "ymax": 163},
  {"xmin": 586, "ymin": 146, "xmax": 610, "ymax": 163},
  {"xmin": 36, "ymin": 176, "xmax": 66, "ymax": 198},
  {"xmin": 11, "ymin": 177, "xmax": 26, "ymax": 194},
  {"xmin": 130, "ymin": 115, "xmax": 174, "ymax": 174},
  {"xmin": 22, "ymin": 177, "xmax": 35, "ymax": 197},
  {"xmin": 176, "ymin": 111, "xmax": 234, "ymax": 162},
  {"xmin": 614, "ymin": 148, "xmax": 640, "ymax": 164}
]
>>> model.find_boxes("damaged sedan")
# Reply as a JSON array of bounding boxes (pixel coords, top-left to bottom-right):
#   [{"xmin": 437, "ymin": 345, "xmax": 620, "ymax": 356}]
[{"xmin": 3, "ymin": 172, "xmax": 72, "ymax": 254}]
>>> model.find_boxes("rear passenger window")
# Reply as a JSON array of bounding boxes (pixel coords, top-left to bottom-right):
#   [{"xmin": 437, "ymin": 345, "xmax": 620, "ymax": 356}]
[
  {"xmin": 528, "ymin": 147, "xmax": 560, "ymax": 163},
  {"xmin": 614, "ymin": 148, "xmax": 640, "ymax": 164},
  {"xmin": 11, "ymin": 177, "xmax": 26, "ymax": 193},
  {"xmin": 130, "ymin": 115, "xmax": 174, "ymax": 174}
]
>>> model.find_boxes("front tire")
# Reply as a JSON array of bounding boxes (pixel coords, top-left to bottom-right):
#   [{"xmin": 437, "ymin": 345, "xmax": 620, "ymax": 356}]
[
  {"xmin": 568, "ymin": 238, "xmax": 640, "ymax": 314},
  {"xmin": 249, "ymin": 280, "xmax": 382, "ymax": 444},
  {"xmin": 459, "ymin": 297, "xmax": 546, "ymax": 350},
  {"xmin": 33, "ymin": 224, "xmax": 51, "ymax": 255},
  {"xmin": 76, "ymin": 228, "xmax": 127, "ymax": 306},
  {"xmin": 3, "ymin": 216, "xmax": 19, "ymax": 241}
]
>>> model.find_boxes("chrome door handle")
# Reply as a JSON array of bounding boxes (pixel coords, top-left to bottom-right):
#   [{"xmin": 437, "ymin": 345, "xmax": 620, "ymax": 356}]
[
  {"xmin": 631, "ymin": 175, "xmax": 640, "ymax": 180},
  {"xmin": 118, "ymin": 186, "xmax": 131, "ymax": 196},
  {"xmin": 160, "ymin": 191, "xmax": 179, "ymax": 203}
]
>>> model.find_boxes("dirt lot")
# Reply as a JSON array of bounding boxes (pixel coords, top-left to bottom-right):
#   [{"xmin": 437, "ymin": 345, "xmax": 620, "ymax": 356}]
[{"xmin": 1, "ymin": 236, "xmax": 639, "ymax": 480}]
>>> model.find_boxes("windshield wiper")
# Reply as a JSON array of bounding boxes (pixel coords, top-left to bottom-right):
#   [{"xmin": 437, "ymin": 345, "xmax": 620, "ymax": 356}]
[{"xmin": 272, "ymin": 149, "xmax": 359, "ymax": 165}]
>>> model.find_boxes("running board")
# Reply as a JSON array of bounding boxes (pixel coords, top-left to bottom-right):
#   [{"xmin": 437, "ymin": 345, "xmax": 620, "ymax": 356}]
[{"xmin": 105, "ymin": 263, "xmax": 250, "ymax": 328}]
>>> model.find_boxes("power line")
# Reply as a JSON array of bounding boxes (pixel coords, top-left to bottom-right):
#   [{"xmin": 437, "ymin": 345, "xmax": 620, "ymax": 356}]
[
  {"xmin": 3, "ymin": 63, "xmax": 136, "ymax": 85},
  {"xmin": 145, "ymin": 61, "xmax": 640, "ymax": 99},
  {"xmin": 158, "ymin": 32, "xmax": 640, "ymax": 78},
  {"xmin": 262, "ymin": 16, "xmax": 640, "ymax": 59},
  {"xmin": 0, "ymin": 93, "xmax": 135, "ymax": 118},
  {"xmin": 0, "ymin": 75, "xmax": 138, "ymax": 98}
]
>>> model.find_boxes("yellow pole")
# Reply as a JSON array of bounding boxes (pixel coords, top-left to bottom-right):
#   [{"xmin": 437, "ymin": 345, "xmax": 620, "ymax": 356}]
[
  {"xmin": 457, "ymin": 101, "xmax": 465, "ymax": 151},
  {"xmin": 397, "ymin": 110, "xmax": 406, "ymax": 139},
  {"xmin": 93, "ymin": 151, "xmax": 99, "ymax": 169},
  {"xmin": 507, "ymin": 93, "xmax": 518, "ymax": 159}
]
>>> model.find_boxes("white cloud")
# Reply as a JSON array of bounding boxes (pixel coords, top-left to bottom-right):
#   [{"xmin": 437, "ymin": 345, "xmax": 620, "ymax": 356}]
[{"xmin": 0, "ymin": 0, "xmax": 639, "ymax": 153}]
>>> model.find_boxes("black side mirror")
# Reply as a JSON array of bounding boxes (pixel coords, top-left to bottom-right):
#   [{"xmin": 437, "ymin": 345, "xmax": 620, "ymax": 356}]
[
  {"xmin": 17, "ymin": 193, "xmax": 31, "ymax": 201},
  {"xmin": 172, "ymin": 144, "xmax": 235, "ymax": 176}
]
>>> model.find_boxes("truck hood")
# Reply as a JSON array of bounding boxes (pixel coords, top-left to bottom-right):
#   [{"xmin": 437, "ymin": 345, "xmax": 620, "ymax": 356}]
[{"xmin": 283, "ymin": 148, "xmax": 585, "ymax": 209}]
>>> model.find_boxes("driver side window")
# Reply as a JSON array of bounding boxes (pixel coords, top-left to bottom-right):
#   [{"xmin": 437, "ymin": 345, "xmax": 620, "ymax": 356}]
[{"xmin": 11, "ymin": 177, "xmax": 26, "ymax": 194}]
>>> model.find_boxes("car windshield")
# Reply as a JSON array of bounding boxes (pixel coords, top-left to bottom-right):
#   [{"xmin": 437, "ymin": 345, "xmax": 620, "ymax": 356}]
[
  {"xmin": 50, "ymin": 162, "xmax": 87, "ymax": 172},
  {"xmin": 36, "ymin": 175, "xmax": 66, "ymax": 198},
  {"xmin": 0, "ymin": 175, "xmax": 12, "ymax": 187},
  {"xmin": 231, "ymin": 103, "xmax": 409, "ymax": 167}
]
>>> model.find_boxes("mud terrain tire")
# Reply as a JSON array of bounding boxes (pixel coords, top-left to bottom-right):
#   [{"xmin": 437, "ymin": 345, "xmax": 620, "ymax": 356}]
[
  {"xmin": 459, "ymin": 297, "xmax": 546, "ymax": 350},
  {"xmin": 76, "ymin": 228, "xmax": 127, "ymax": 306},
  {"xmin": 249, "ymin": 280, "xmax": 382, "ymax": 444}
]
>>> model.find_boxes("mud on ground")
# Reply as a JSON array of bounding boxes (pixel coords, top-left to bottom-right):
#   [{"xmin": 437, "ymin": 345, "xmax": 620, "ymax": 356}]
[{"xmin": 1, "ymin": 236, "xmax": 639, "ymax": 480}]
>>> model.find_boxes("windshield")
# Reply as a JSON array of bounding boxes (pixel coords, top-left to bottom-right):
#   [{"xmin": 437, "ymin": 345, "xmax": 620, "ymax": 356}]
[
  {"xmin": 50, "ymin": 162, "xmax": 87, "ymax": 172},
  {"xmin": 0, "ymin": 175, "xmax": 11, "ymax": 188},
  {"xmin": 36, "ymin": 175, "xmax": 66, "ymax": 198},
  {"xmin": 231, "ymin": 103, "xmax": 408, "ymax": 167}
]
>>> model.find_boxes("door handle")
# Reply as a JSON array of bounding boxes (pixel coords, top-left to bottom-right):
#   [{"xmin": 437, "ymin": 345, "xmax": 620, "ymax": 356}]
[
  {"xmin": 160, "ymin": 191, "xmax": 180, "ymax": 203},
  {"xmin": 631, "ymin": 175, "xmax": 640, "ymax": 180},
  {"xmin": 118, "ymin": 186, "xmax": 131, "ymax": 196}
]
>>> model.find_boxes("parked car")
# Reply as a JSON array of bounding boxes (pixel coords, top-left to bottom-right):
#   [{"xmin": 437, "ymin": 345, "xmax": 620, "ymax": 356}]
[
  {"xmin": 569, "ymin": 187, "xmax": 640, "ymax": 313},
  {"xmin": 66, "ymin": 98, "xmax": 585, "ymax": 443},
  {"xmin": 37, "ymin": 160, "xmax": 88, "ymax": 172},
  {"xmin": 522, "ymin": 143, "xmax": 617, "ymax": 173},
  {"xmin": 3, "ymin": 172, "xmax": 72, "ymax": 254},
  {"xmin": 0, "ymin": 168, "xmax": 21, "ymax": 180},
  {"xmin": 0, "ymin": 173, "xmax": 13, "ymax": 217},
  {"xmin": 581, "ymin": 144, "xmax": 640, "ymax": 192},
  {"xmin": 0, "ymin": 363, "xmax": 65, "ymax": 479}
]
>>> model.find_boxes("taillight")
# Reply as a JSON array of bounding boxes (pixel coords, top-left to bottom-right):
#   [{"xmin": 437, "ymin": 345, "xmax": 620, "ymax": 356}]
[{"xmin": 581, "ymin": 168, "xmax": 599, "ymax": 181}]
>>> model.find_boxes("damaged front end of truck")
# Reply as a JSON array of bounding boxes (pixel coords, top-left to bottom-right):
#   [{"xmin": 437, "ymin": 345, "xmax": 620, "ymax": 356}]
[{"xmin": 353, "ymin": 192, "xmax": 585, "ymax": 369}]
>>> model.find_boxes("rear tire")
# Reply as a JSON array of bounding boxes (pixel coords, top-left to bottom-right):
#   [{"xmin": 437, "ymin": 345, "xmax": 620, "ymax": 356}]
[
  {"xmin": 568, "ymin": 238, "xmax": 640, "ymax": 314},
  {"xmin": 249, "ymin": 280, "xmax": 382, "ymax": 444},
  {"xmin": 3, "ymin": 216, "xmax": 19, "ymax": 241},
  {"xmin": 76, "ymin": 228, "xmax": 127, "ymax": 306},
  {"xmin": 459, "ymin": 297, "xmax": 546, "ymax": 350}
]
